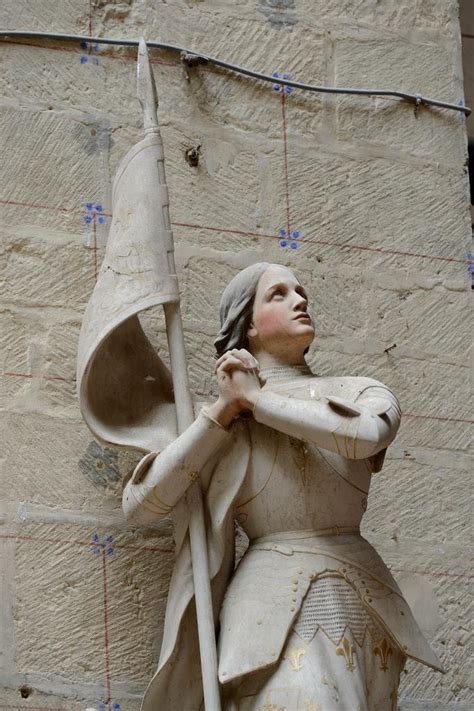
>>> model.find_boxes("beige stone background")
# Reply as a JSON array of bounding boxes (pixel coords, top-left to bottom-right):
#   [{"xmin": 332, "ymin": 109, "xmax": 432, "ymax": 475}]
[{"xmin": 0, "ymin": 1, "xmax": 472, "ymax": 710}]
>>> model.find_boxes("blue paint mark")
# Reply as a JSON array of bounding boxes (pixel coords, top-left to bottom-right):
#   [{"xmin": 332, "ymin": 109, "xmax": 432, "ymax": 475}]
[
  {"xmin": 83, "ymin": 202, "xmax": 107, "ymax": 228},
  {"xmin": 91, "ymin": 533, "xmax": 115, "ymax": 557},
  {"xmin": 80, "ymin": 41, "xmax": 101, "ymax": 66},
  {"xmin": 273, "ymin": 71, "xmax": 292, "ymax": 94},
  {"xmin": 278, "ymin": 227, "xmax": 302, "ymax": 251}
]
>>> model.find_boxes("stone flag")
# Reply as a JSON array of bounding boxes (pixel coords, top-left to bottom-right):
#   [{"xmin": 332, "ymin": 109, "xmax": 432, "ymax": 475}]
[{"xmin": 77, "ymin": 126, "xmax": 179, "ymax": 453}]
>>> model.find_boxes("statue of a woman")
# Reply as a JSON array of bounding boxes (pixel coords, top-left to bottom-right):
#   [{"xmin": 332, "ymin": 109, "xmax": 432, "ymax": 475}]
[{"xmin": 123, "ymin": 262, "xmax": 441, "ymax": 710}]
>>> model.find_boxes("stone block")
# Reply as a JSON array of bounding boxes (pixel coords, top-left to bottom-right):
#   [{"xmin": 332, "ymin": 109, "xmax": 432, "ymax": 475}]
[
  {"xmin": 0, "ymin": 0, "xmax": 88, "ymax": 33},
  {"xmin": 0, "ymin": 41, "xmax": 140, "ymax": 120},
  {"xmin": 0, "ymin": 685, "xmax": 85, "ymax": 710},
  {"xmin": 1, "ymin": 232, "xmax": 95, "ymax": 311},
  {"xmin": 0, "ymin": 308, "xmax": 84, "ymax": 414},
  {"xmin": 363, "ymin": 460, "xmax": 472, "ymax": 544},
  {"xmin": 297, "ymin": 0, "xmax": 457, "ymax": 30},
  {"xmin": 334, "ymin": 38, "xmax": 465, "ymax": 165},
  {"xmin": 0, "ymin": 106, "xmax": 108, "ymax": 235},
  {"xmin": 9, "ymin": 522, "xmax": 174, "ymax": 690},
  {"xmin": 366, "ymin": 283, "xmax": 471, "ymax": 360},
  {"xmin": 0, "ymin": 411, "xmax": 139, "ymax": 512},
  {"xmin": 0, "ymin": 309, "xmax": 30, "ymax": 402},
  {"xmin": 286, "ymin": 143, "xmax": 469, "ymax": 273}
]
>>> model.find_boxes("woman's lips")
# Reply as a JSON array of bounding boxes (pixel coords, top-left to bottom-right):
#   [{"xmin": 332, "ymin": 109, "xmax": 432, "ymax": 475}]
[{"xmin": 294, "ymin": 313, "xmax": 311, "ymax": 321}]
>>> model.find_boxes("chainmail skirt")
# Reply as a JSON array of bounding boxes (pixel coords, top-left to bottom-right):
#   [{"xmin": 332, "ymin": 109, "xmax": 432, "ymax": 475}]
[{"xmin": 223, "ymin": 573, "xmax": 405, "ymax": 711}]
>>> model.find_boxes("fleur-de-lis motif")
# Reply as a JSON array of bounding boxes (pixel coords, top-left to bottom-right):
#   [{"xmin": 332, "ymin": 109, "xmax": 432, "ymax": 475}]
[
  {"xmin": 336, "ymin": 636, "xmax": 356, "ymax": 671},
  {"xmin": 374, "ymin": 638, "xmax": 393, "ymax": 671},
  {"xmin": 285, "ymin": 645, "xmax": 306, "ymax": 671},
  {"xmin": 257, "ymin": 694, "xmax": 285, "ymax": 711}
]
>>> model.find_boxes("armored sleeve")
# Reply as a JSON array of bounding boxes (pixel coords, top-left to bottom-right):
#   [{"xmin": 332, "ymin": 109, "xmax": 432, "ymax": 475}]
[
  {"xmin": 122, "ymin": 409, "xmax": 232, "ymax": 525},
  {"xmin": 253, "ymin": 380, "xmax": 400, "ymax": 461}
]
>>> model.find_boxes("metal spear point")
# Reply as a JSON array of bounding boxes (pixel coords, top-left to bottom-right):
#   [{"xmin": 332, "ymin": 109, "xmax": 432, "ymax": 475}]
[{"xmin": 136, "ymin": 38, "xmax": 222, "ymax": 710}]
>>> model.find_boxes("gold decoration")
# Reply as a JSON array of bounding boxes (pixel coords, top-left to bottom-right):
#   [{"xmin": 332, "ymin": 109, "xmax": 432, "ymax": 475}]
[
  {"xmin": 187, "ymin": 470, "xmax": 199, "ymax": 482},
  {"xmin": 303, "ymin": 701, "xmax": 322, "ymax": 711},
  {"xmin": 256, "ymin": 694, "xmax": 286, "ymax": 711},
  {"xmin": 374, "ymin": 638, "xmax": 393, "ymax": 671},
  {"xmin": 285, "ymin": 645, "xmax": 306, "ymax": 671},
  {"xmin": 336, "ymin": 636, "xmax": 356, "ymax": 671}
]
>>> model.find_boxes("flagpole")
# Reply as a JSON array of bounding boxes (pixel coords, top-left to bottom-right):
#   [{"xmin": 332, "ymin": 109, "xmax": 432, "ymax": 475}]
[{"xmin": 137, "ymin": 38, "xmax": 221, "ymax": 710}]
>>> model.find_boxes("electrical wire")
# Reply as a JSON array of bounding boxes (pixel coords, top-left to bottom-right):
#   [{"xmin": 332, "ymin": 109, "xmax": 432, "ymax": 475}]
[{"xmin": 0, "ymin": 30, "xmax": 470, "ymax": 117}]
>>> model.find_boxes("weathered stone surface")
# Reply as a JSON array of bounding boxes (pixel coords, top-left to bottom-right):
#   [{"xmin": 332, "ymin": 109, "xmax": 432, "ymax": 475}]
[
  {"xmin": 9, "ymin": 522, "xmax": 173, "ymax": 690},
  {"xmin": 0, "ymin": 0, "xmax": 88, "ymax": 33},
  {"xmin": 334, "ymin": 38, "xmax": 465, "ymax": 166},
  {"xmin": 0, "ymin": 106, "xmax": 109, "ymax": 235},
  {"xmin": 0, "ymin": 0, "xmax": 471, "ymax": 707},
  {"xmin": 365, "ymin": 282, "xmax": 471, "ymax": 359},
  {"xmin": 0, "ymin": 412, "xmax": 139, "ymax": 511},
  {"xmin": 1, "ymin": 231, "xmax": 95, "ymax": 310},
  {"xmin": 364, "ymin": 459, "xmax": 472, "ymax": 544}
]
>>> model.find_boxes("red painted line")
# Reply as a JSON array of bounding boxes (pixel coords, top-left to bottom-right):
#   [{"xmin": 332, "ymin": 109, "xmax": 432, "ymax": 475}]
[
  {"xmin": 0, "ymin": 707, "xmax": 74, "ymax": 711},
  {"xmin": 101, "ymin": 549, "xmax": 112, "ymax": 710},
  {"xmin": 1, "ymin": 533, "xmax": 468, "ymax": 581},
  {"xmin": 88, "ymin": 0, "xmax": 93, "ymax": 39},
  {"xmin": 172, "ymin": 221, "xmax": 468, "ymax": 265},
  {"xmin": 0, "ymin": 533, "xmax": 173, "ymax": 555},
  {"xmin": 0, "ymin": 197, "xmax": 76, "ymax": 213},
  {"xmin": 403, "ymin": 413, "xmax": 473, "ymax": 425},
  {"xmin": 0, "ymin": 197, "xmax": 112, "ymax": 218},
  {"xmin": 281, "ymin": 91, "xmax": 291, "ymax": 236},
  {"xmin": 390, "ymin": 567, "xmax": 474, "ymax": 581},
  {"xmin": 0, "ymin": 371, "xmax": 74, "ymax": 383},
  {"xmin": 173, "ymin": 220, "xmax": 275, "ymax": 240},
  {"xmin": 0, "ymin": 39, "xmax": 177, "ymax": 66},
  {"xmin": 0, "ymin": 197, "xmax": 467, "ymax": 265}
]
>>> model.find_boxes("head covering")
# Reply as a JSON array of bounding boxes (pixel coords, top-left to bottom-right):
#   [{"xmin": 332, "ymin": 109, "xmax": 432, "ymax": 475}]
[{"xmin": 214, "ymin": 262, "xmax": 272, "ymax": 356}]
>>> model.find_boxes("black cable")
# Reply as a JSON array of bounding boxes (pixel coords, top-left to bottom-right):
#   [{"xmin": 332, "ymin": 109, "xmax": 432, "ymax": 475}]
[{"xmin": 0, "ymin": 30, "xmax": 470, "ymax": 116}]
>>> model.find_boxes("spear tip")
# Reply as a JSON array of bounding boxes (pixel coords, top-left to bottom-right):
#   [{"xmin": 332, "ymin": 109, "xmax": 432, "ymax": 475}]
[{"xmin": 137, "ymin": 37, "xmax": 159, "ymax": 131}]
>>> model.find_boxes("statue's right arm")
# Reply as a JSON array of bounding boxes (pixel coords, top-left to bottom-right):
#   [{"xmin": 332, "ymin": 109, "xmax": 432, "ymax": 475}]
[{"xmin": 122, "ymin": 409, "xmax": 232, "ymax": 525}]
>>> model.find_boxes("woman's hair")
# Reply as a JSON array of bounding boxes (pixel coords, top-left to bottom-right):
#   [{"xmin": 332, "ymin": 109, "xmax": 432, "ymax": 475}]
[{"xmin": 214, "ymin": 262, "xmax": 271, "ymax": 357}]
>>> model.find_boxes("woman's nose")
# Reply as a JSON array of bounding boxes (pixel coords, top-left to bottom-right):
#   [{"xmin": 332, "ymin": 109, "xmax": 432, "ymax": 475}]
[{"xmin": 294, "ymin": 294, "xmax": 308, "ymax": 310}]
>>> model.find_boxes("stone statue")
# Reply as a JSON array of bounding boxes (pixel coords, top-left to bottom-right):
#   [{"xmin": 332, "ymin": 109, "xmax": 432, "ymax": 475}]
[
  {"xmin": 122, "ymin": 262, "xmax": 442, "ymax": 710},
  {"xmin": 77, "ymin": 41, "xmax": 442, "ymax": 711}
]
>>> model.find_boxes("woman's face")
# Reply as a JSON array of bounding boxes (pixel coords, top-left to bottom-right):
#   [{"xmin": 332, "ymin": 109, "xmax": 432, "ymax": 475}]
[{"xmin": 247, "ymin": 265, "xmax": 315, "ymax": 358}]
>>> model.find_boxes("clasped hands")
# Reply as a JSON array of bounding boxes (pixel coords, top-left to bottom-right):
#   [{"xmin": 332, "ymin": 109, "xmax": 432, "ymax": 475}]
[{"xmin": 206, "ymin": 348, "xmax": 262, "ymax": 429}]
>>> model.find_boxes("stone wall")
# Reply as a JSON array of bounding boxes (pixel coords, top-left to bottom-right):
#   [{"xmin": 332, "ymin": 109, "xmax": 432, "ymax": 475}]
[{"xmin": 0, "ymin": 2, "xmax": 471, "ymax": 709}]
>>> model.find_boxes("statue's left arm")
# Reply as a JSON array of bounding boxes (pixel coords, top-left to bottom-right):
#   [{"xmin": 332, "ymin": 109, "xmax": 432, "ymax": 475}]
[{"xmin": 253, "ymin": 380, "xmax": 401, "ymax": 460}]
